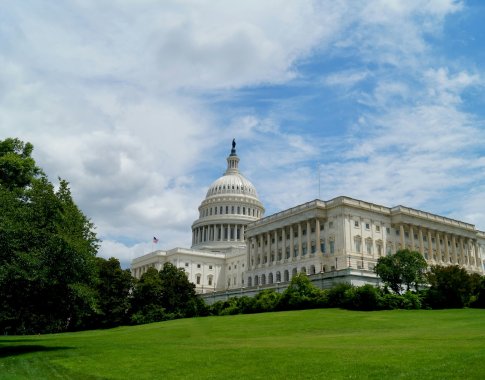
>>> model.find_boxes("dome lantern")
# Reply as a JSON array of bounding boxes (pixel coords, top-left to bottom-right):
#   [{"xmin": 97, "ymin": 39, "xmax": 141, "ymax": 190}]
[{"xmin": 226, "ymin": 139, "xmax": 240, "ymax": 175}]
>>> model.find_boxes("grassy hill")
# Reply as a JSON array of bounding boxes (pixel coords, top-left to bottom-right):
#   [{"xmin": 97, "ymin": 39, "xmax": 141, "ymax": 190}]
[{"xmin": 1, "ymin": 308, "xmax": 485, "ymax": 379}]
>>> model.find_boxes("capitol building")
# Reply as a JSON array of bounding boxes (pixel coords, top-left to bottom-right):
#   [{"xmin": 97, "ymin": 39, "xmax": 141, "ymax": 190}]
[{"xmin": 131, "ymin": 141, "xmax": 485, "ymax": 297}]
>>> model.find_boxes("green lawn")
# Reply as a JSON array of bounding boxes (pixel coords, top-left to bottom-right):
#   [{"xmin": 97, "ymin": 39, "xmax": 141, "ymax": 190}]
[{"xmin": 1, "ymin": 308, "xmax": 485, "ymax": 379}]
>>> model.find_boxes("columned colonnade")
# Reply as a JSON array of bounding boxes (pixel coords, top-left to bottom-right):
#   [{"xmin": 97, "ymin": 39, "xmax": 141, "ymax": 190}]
[
  {"xmin": 192, "ymin": 223, "xmax": 246, "ymax": 245},
  {"xmin": 247, "ymin": 217, "xmax": 323, "ymax": 272},
  {"xmin": 395, "ymin": 223, "xmax": 481, "ymax": 268}
]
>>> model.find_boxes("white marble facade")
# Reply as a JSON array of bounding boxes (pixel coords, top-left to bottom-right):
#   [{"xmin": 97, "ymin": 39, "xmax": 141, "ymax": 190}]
[{"xmin": 131, "ymin": 143, "xmax": 485, "ymax": 293}]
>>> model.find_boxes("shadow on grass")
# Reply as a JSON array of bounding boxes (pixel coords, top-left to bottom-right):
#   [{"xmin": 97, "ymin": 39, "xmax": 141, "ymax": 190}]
[{"xmin": 0, "ymin": 345, "xmax": 73, "ymax": 358}]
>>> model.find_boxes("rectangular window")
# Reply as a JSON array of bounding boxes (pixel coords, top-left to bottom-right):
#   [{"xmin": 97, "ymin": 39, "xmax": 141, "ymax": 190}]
[
  {"xmin": 386, "ymin": 227, "xmax": 390, "ymax": 234},
  {"xmin": 355, "ymin": 240, "xmax": 361, "ymax": 253},
  {"xmin": 376, "ymin": 225, "xmax": 380, "ymax": 232},
  {"xmin": 209, "ymin": 265, "xmax": 213, "ymax": 270},
  {"xmin": 329, "ymin": 240, "xmax": 335, "ymax": 254},
  {"xmin": 354, "ymin": 221, "xmax": 359, "ymax": 227},
  {"xmin": 365, "ymin": 223, "xmax": 370, "ymax": 230},
  {"xmin": 196, "ymin": 276, "xmax": 201, "ymax": 285},
  {"xmin": 197, "ymin": 264, "xmax": 201, "ymax": 268},
  {"xmin": 366, "ymin": 242, "xmax": 372, "ymax": 254},
  {"xmin": 185, "ymin": 262, "xmax": 189, "ymax": 267},
  {"xmin": 208, "ymin": 276, "xmax": 212, "ymax": 286},
  {"xmin": 329, "ymin": 221, "xmax": 334, "ymax": 228}
]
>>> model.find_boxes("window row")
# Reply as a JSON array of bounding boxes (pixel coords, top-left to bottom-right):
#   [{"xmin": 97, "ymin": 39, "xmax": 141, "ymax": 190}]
[{"xmin": 200, "ymin": 205, "xmax": 261, "ymax": 218}]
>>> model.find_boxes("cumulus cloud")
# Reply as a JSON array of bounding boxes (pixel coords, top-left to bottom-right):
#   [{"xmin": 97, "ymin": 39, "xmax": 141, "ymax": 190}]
[{"xmin": 1, "ymin": 0, "xmax": 483, "ymax": 269}]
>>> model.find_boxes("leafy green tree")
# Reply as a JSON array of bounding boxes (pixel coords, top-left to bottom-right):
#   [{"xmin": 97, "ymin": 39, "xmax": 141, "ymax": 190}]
[
  {"xmin": 0, "ymin": 138, "xmax": 41, "ymax": 190},
  {"xmin": 470, "ymin": 275, "xmax": 485, "ymax": 308},
  {"xmin": 130, "ymin": 263, "xmax": 206, "ymax": 324},
  {"xmin": 93, "ymin": 257, "xmax": 133, "ymax": 328},
  {"xmin": 130, "ymin": 268, "xmax": 166, "ymax": 324},
  {"xmin": 159, "ymin": 262, "xmax": 201, "ymax": 317},
  {"xmin": 278, "ymin": 273, "xmax": 324, "ymax": 310},
  {"xmin": 253, "ymin": 289, "xmax": 282, "ymax": 312},
  {"xmin": 426, "ymin": 265, "xmax": 473, "ymax": 308},
  {"xmin": 344, "ymin": 284, "xmax": 381, "ymax": 311},
  {"xmin": 0, "ymin": 138, "xmax": 99, "ymax": 334},
  {"xmin": 375, "ymin": 249, "xmax": 427, "ymax": 293}
]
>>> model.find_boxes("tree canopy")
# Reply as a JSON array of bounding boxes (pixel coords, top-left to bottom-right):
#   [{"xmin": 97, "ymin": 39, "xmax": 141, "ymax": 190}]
[
  {"xmin": 375, "ymin": 249, "xmax": 427, "ymax": 293},
  {"xmin": 0, "ymin": 138, "xmax": 99, "ymax": 334}
]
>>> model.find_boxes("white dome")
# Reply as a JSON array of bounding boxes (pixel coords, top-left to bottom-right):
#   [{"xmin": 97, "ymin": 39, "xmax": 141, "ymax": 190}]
[
  {"xmin": 206, "ymin": 173, "xmax": 259, "ymax": 199},
  {"xmin": 191, "ymin": 140, "xmax": 265, "ymax": 252}
]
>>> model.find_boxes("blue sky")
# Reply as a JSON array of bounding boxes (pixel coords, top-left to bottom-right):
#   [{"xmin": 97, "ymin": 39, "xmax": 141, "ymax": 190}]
[{"xmin": 1, "ymin": 1, "xmax": 484, "ymax": 267}]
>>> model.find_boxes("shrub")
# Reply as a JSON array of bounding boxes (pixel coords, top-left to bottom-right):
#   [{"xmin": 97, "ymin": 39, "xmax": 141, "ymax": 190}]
[
  {"xmin": 253, "ymin": 290, "xmax": 282, "ymax": 313},
  {"xmin": 344, "ymin": 285, "xmax": 381, "ymax": 311},
  {"xmin": 278, "ymin": 273, "xmax": 323, "ymax": 310},
  {"xmin": 327, "ymin": 283, "xmax": 353, "ymax": 308},
  {"xmin": 379, "ymin": 293, "xmax": 404, "ymax": 310}
]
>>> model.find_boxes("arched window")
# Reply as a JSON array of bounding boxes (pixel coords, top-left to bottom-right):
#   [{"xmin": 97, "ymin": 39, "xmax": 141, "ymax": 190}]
[
  {"xmin": 276, "ymin": 271, "xmax": 281, "ymax": 282},
  {"xmin": 301, "ymin": 267, "xmax": 307, "ymax": 274},
  {"xmin": 254, "ymin": 275, "xmax": 259, "ymax": 285},
  {"xmin": 292, "ymin": 268, "xmax": 298, "ymax": 278},
  {"xmin": 261, "ymin": 274, "xmax": 266, "ymax": 285},
  {"xmin": 268, "ymin": 272, "xmax": 274, "ymax": 284},
  {"xmin": 284, "ymin": 270, "xmax": 289, "ymax": 282},
  {"xmin": 310, "ymin": 265, "xmax": 316, "ymax": 275},
  {"xmin": 247, "ymin": 276, "xmax": 252, "ymax": 287}
]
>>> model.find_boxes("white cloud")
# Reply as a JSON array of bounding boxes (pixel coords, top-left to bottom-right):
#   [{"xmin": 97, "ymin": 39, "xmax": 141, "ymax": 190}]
[{"xmin": 1, "ymin": 0, "xmax": 484, "ymax": 271}]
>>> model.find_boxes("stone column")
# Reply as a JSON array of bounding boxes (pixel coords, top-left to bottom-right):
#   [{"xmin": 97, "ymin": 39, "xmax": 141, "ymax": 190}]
[
  {"xmin": 306, "ymin": 221, "xmax": 311, "ymax": 256},
  {"xmin": 436, "ymin": 232, "xmax": 441, "ymax": 264},
  {"xmin": 316, "ymin": 218, "xmax": 321, "ymax": 254},
  {"xmin": 282, "ymin": 227, "xmax": 287, "ymax": 260},
  {"xmin": 274, "ymin": 230, "xmax": 278, "ymax": 261},
  {"xmin": 459, "ymin": 238, "xmax": 465, "ymax": 265},
  {"xmin": 247, "ymin": 238, "xmax": 251, "ymax": 269},
  {"xmin": 410, "ymin": 225, "xmax": 415, "ymax": 251},
  {"xmin": 444, "ymin": 234, "xmax": 450, "ymax": 263},
  {"xmin": 266, "ymin": 232, "xmax": 271, "ymax": 265},
  {"xmin": 400, "ymin": 224, "xmax": 405, "ymax": 249},
  {"xmin": 290, "ymin": 225, "xmax": 294, "ymax": 260},
  {"xmin": 418, "ymin": 228, "xmax": 424, "ymax": 256},
  {"xmin": 298, "ymin": 223, "xmax": 303, "ymax": 259},
  {"xmin": 451, "ymin": 235, "xmax": 457, "ymax": 264},
  {"xmin": 475, "ymin": 241, "xmax": 480, "ymax": 268},
  {"xmin": 427, "ymin": 231, "xmax": 433, "ymax": 262},
  {"xmin": 241, "ymin": 225, "xmax": 245, "ymax": 241}
]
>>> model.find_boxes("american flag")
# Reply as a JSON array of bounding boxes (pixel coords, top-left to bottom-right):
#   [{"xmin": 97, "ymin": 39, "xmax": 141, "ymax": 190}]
[{"xmin": 153, "ymin": 236, "xmax": 159, "ymax": 244}]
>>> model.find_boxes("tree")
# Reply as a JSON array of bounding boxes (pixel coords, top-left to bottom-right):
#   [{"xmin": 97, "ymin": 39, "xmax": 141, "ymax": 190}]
[
  {"xmin": 0, "ymin": 138, "xmax": 99, "ymax": 334},
  {"xmin": 93, "ymin": 257, "xmax": 133, "ymax": 328},
  {"xmin": 426, "ymin": 265, "xmax": 473, "ymax": 308},
  {"xmin": 375, "ymin": 249, "xmax": 427, "ymax": 293},
  {"xmin": 130, "ymin": 267, "xmax": 166, "ymax": 324},
  {"xmin": 130, "ymin": 263, "xmax": 206, "ymax": 325},
  {"xmin": 0, "ymin": 138, "xmax": 41, "ymax": 190},
  {"xmin": 159, "ymin": 263, "xmax": 201, "ymax": 318},
  {"xmin": 278, "ymin": 273, "xmax": 324, "ymax": 310}
]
